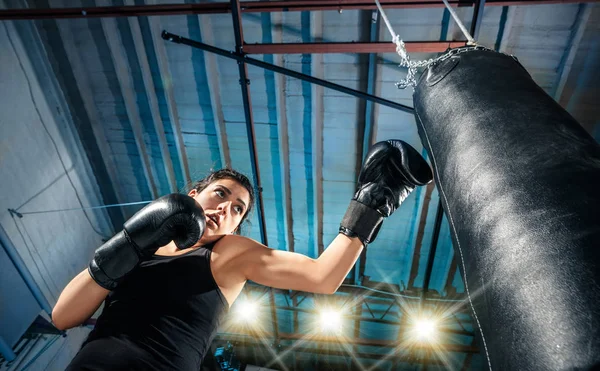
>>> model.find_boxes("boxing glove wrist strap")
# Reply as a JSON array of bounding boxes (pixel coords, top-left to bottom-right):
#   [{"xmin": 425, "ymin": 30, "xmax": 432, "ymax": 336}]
[
  {"xmin": 88, "ymin": 230, "xmax": 141, "ymax": 290},
  {"xmin": 88, "ymin": 260, "xmax": 119, "ymax": 290},
  {"xmin": 339, "ymin": 200, "xmax": 383, "ymax": 245}
]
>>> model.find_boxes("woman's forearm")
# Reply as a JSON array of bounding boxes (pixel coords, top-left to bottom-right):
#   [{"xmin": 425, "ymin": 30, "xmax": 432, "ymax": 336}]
[
  {"xmin": 52, "ymin": 269, "xmax": 109, "ymax": 330},
  {"xmin": 315, "ymin": 234, "xmax": 364, "ymax": 294}
]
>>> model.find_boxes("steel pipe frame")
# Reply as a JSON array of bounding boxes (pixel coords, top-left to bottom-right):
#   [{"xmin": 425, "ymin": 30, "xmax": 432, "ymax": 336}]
[
  {"xmin": 2, "ymin": 0, "xmax": 599, "ymax": 20},
  {"xmin": 229, "ymin": 0, "xmax": 280, "ymax": 349},
  {"xmin": 230, "ymin": 0, "xmax": 267, "ymax": 247},
  {"xmin": 162, "ymin": 31, "xmax": 414, "ymax": 113},
  {"xmin": 470, "ymin": 0, "xmax": 487, "ymax": 41},
  {"xmin": 243, "ymin": 41, "xmax": 466, "ymax": 54},
  {"xmin": 0, "ymin": 225, "xmax": 52, "ymax": 317}
]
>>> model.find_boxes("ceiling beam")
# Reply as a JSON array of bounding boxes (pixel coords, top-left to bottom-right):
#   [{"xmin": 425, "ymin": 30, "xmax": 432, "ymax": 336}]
[
  {"xmin": 198, "ymin": 15, "xmax": 232, "ymax": 169},
  {"xmin": 393, "ymin": 309, "xmax": 410, "ymax": 369},
  {"xmin": 553, "ymin": 3, "xmax": 592, "ymax": 101},
  {"xmin": 470, "ymin": 0, "xmax": 486, "ymax": 41},
  {"xmin": 271, "ymin": 11, "xmax": 298, "ymax": 340},
  {"xmin": 444, "ymin": 255, "xmax": 460, "ymax": 296},
  {"xmin": 407, "ymin": 182, "xmax": 435, "ymax": 289},
  {"xmin": 421, "ymin": 201, "xmax": 444, "ymax": 303},
  {"xmin": 351, "ymin": 13, "xmax": 379, "ymax": 364},
  {"xmin": 496, "ymin": 6, "xmax": 517, "ymax": 53},
  {"xmin": 272, "ymin": 12, "xmax": 295, "ymax": 255},
  {"xmin": 243, "ymin": 41, "xmax": 466, "ymax": 54},
  {"xmin": 461, "ymin": 336, "xmax": 478, "ymax": 370},
  {"xmin": 98, "ymin": 5, "xmax": 159, "ymax": 199},
  {"xmin": 125, "ymin": 0, "xmax": 178, "ymax": 193},
  {"xmin": 353, "ymin": 10, "xmax": 381, "ymax": 286},
  {"xmin": 311, "ymin": 12, "xmax": 325, "ymax": 257},
  {"xmin": 3, "ymin": 0, "xmax": 600, "ymax": 19},
  {"xmin": 146, "ymin": 3, "xmax": 191, "ymax": 185}
]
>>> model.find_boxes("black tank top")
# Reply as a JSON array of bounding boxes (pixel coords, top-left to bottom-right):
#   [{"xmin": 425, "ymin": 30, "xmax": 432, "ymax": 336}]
[{"xmin": 66, "ymin": 243, "xmax": 228, "ymax": 370}]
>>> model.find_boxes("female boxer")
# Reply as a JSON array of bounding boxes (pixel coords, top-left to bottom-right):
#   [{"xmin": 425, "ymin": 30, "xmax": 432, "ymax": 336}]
[{"xmin": 53, "ymin": 140, "xmax": 432, "ymax": 370}]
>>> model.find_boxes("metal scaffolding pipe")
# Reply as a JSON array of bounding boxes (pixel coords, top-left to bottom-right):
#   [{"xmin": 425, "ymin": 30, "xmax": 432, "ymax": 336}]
[
  {"xmin": 243, "ymin": 41, "xmax": 466, "ymax": 54},
  {"xmin": 161, "ymin": 31, "xmax": 414, "ymax": 113},
  {"xmin": 0, "ymin": 224, "xmax": 52, "ymax": 316},
  {"xmin": 230, "ymin": 1, "xmax": 267, "ymax": 247},
  {"xmin": 1, "ymin": 0, "xmax": 598, "ymax": 20},
  {"xmin": 229, "ymin": 0, "xmax": 279, "ymax": 346},
  {"xmin": 470, "ymin": 0, "xmax": 487, "ymax": 41}
]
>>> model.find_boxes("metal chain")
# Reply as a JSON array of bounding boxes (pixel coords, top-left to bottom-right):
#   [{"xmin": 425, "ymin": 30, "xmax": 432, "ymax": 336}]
[
  {"xmin": 374, "ymin": 0, "xmax": 505, "ymax": 89},
  {"xmin": 395, "ymin": 45, "xmax": 496, "ymax": 89},
  {"xmin": 373, "ymin": 0, "xmax": 495, "ymax": 89}
]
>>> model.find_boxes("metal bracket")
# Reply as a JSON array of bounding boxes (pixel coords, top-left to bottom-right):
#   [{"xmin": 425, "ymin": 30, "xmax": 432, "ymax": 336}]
[{"xmin": 8, "ymin": 209, "xmax": 23, "ymax": 218}]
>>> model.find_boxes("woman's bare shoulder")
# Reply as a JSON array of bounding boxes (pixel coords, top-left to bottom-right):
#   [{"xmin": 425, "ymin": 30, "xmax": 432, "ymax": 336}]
[{"xmin": 210, "ymin": 235, "xmax": 268, "ymax": 282}]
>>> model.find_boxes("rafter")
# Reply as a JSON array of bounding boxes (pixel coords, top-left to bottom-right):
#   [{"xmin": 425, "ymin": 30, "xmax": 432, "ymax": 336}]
[
  {"xmin": 98, "ymin": 4, "xmax": 159, "ymax": 199},
  {"xmin": 146, "ymin": 0, "xmax": 191, "ymax": 185},
  {"xmin": 198, "ymin": 14, "xmax": 232, "ymax": 169},
  {"xmin": 553, "ymin": 4, "xmax": 592, "ymax": 101},
  {"xmin": 272, "ymin": 12, "xmax": 295, "ymax": 256},
  {"xmin": 125, "ymin": 0, "xmax": 178, "ymax": 193},
  {"xmin": 311, "ymin": 12, "xmax": 325, "ymax": 257}
]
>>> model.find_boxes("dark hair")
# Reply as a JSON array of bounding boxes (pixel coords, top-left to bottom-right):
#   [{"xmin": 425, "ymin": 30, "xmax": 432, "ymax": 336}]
[{"xmin": 189, "ymin": 168, "xmax": 255, "ymax": 234}]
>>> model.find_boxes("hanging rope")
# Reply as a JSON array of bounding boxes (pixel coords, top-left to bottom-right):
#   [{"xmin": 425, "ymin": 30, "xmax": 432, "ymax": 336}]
[
  {"xmin": 441, "ymin": 0, "xmax": 477, "ymax": 45},
  {"xmin": 373, "ymin": 0, "xmax": 478, "ymax": 88},
  {"xmin": 10, "ymin": 201, "xmax": 151, "ymax": 217}
]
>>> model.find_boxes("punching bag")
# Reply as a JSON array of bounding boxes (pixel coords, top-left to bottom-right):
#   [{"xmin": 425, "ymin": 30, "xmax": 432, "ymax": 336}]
[{"xmin": 413, "ymin": 47, "xmax": 600, "ymax": 370}]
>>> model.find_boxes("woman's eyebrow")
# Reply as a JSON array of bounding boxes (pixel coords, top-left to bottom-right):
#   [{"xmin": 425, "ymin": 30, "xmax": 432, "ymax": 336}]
[{"xmin": 217, "ymin": 185, "xmax": 247, "ymax": 209}]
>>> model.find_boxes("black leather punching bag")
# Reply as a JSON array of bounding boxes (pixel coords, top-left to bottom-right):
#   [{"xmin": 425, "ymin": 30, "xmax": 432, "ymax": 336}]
[{"xmin": 413, "ymin": 47, "xmax": 600, "ymax": 370}]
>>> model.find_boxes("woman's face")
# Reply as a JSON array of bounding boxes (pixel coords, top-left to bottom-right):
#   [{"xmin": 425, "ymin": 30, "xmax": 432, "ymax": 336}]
[{"xmin": 188, "ymin": 178, "xmax": 251, "ymax": 238}]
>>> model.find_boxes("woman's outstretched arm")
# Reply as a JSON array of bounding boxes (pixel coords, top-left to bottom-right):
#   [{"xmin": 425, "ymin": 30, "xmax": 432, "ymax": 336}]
[
  {"xmin": 234, "ymin": 140, "xmax": 432, "ymax": 295},
  {"xmin": 231, "ymin": 234, "xmax": 362, "ymax": 294}
]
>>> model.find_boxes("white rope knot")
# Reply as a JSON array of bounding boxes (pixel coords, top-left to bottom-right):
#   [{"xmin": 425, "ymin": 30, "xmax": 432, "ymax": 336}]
[{"xmin": 393, "ymin": 35, "xmax": 408, "ymax": 62}]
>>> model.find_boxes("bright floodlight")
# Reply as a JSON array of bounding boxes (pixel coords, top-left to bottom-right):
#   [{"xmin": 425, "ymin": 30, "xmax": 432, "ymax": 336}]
[
  {"xmin": 412, "ymin": 318, "xmax": 438, "ymax": 342},
  {"xmin": 235, "ymin": 300, "xmax": 258, "ymax": 323},
  {"xmin": 319, "ymin": 309, "xmax": 342, "ymax": 333}
]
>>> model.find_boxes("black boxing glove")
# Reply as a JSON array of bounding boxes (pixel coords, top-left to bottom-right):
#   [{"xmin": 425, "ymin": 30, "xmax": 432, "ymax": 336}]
[
  {"xmin": 89, "ymin": 193, "xmax": 206, "ymax": 290},
  {"xmin": 339, "ymin": 140, "xmax": 433, "ymax": 245}
]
